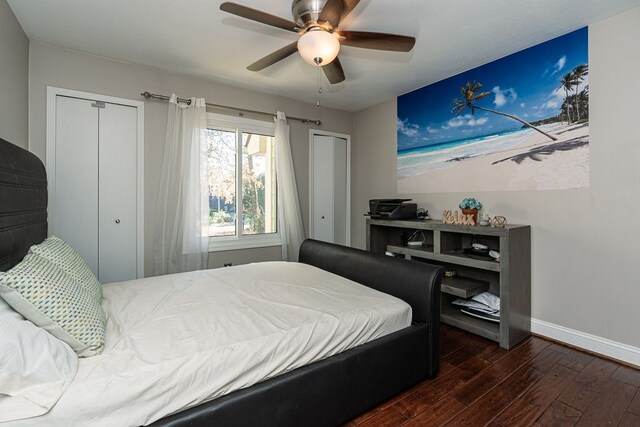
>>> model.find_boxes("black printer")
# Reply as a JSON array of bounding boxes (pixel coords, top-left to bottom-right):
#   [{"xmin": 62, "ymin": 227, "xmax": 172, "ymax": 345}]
[{"xmin": 366, "ymin": 199, "xmax": 417, "ymax": 220}]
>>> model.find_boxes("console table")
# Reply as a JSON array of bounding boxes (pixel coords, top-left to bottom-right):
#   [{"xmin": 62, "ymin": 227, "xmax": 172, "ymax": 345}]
[{"xmin": 366, "ymin": 218, "xmax": 531, "ymax": 349}]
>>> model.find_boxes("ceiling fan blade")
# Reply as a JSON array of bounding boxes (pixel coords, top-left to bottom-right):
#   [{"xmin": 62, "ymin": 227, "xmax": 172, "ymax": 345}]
[
  {"xmin": 220, "ymin": 2, "xmax": 298, "ymax": 32},
  {"xmin": 247, "ymin": 42, "xmax": 299, "ymax": 71},
  {"xmin": 338, "ymin": 30, "xmax": 416, "ymax": 52},
  {"xmin": 317, "ymin": 0, "xmax": 344, "ymax": 28},
  {"xmin": 339, "ymin": 0, "xmax": 362, "ymax": 21},
  {"xmin": 318, "ymin": 0, "xmax": 362, "ymax": 27},
  {"xmin": 322, "ymin": 57, "xmax": 346, "ymax": 84}
]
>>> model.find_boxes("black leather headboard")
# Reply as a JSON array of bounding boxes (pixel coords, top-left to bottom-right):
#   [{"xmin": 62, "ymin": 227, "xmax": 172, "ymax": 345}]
[{"xmin": 0, "ymin": 138, "xmax": 47, "ymax": 271}]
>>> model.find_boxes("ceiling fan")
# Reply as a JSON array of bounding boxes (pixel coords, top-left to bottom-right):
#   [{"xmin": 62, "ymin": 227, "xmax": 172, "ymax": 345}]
[{"xmin": 219, "ymin": 0, "xmax": 416, "ymax": 84}]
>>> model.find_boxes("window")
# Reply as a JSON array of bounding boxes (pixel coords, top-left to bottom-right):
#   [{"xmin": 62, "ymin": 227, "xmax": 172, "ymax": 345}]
[{"xmin": 206, "ymin": 114, "xmax": 279, "ymax": 251}]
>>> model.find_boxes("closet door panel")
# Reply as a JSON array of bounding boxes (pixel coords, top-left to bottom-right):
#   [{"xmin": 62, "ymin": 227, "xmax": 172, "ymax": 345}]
[
  {"xmin": 98, "ymin": 103, "xmax": 138, "ymax": 283},
  {"xmin": 311, "ymin": 135, "xmax": 335, "ymax": 243},
  {"xmin": 333, "ymin": 138, "xmax": 347, "ymax": 245},
  {"xmin": 54, "ymin": 96, "xmax": 99, "ymax": 274}
]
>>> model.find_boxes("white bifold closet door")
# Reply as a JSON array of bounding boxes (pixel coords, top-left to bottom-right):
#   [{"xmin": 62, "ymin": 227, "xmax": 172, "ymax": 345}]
[
  {"xmin": 53, "ymin": 95, "xmax": 138, "ymax": 283},
  {"xmin": 310, "ymin": 134, "xmax": 348, "ymax": 245}
]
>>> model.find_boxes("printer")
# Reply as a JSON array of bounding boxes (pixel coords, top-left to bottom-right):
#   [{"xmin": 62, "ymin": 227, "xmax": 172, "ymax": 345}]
[{"xmin": 366, "ymin": 199, "xmax": 417, "ymax": 220}]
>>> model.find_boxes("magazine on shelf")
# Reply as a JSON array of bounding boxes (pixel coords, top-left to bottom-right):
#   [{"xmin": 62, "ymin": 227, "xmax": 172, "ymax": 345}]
[{"xmin": 460, "ymin": 308, "xmax": 500, "ymax": 323}]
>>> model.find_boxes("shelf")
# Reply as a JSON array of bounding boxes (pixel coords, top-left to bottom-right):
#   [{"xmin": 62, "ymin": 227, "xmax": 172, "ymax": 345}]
[
  {"xmin": 441, "ymin": 303, "xmax": 500, "ymax": 342},
  {"xmin": 441, "ymin": 276, "xmax": 489, "ymax": 298},
  {"xmin": 369, "ymin": 218, "xmax": 530, "ymax": 349},
  {"xmin": 386, "ymin": 244, "xmax": 433, "ymax": 256},
  {"xmin": 439, "ymin": 251, "xmax": 500, "ymax": 272},
  {"xmin": 387, "ymin": 245, "xmax": 500, "ymax": 271}
]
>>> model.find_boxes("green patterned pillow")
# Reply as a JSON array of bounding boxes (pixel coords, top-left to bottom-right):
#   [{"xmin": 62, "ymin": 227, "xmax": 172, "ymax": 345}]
[
  {"xmin": 29, "ymin": 236, "xmax": 102, "ymax": 302},
  {"xmin": 0, "ymin": 253, "xmax": 106, "ymax": 357}
]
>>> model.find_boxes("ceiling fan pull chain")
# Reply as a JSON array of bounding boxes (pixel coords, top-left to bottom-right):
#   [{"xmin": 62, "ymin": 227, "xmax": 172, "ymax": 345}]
[{"xmin": 316, "ymin": 67, "xmax": 322, "ymax": 109}]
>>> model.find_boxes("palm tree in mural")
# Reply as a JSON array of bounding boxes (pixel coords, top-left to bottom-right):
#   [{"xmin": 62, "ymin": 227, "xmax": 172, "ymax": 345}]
[
  {"xmin": 452, "ymin": 81, "xmax": 558, "ymax": 141},
  {"xmin": 578, "ymin": 85, "xmax": 589, "ymax": 119},
  {"xmin": 571, "ymin": 64, "xmax": 589, "ymax": 121},
  {"xmin": 560, "ymin": 99, "xmax": 571, "ymax": 125},
  {"xmin": 559, "ymin": 72, "xmax": 576, "ymax": 124}
]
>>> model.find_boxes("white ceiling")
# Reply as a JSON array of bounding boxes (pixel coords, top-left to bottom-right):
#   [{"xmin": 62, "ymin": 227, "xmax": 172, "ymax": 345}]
[{"xmin": 8, "ymin": 0, "xmax": 640, "ymax": 112}]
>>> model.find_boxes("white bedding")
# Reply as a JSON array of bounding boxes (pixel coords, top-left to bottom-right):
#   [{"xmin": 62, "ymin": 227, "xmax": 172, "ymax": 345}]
[{"xmin": 10, "ymin": 261, "xmax": 411, "ymax": 426}]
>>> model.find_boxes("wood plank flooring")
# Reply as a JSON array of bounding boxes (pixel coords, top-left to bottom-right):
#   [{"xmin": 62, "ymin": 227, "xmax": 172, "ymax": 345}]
[{"xmin": 345, "ymin": 325, "xmax": 640, "ymax": 427}]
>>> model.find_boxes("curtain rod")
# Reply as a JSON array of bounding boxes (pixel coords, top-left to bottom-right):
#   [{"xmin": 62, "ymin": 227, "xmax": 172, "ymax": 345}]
[{"xmin": 140, "ymin": 91, "xmax": 322, "ymax": 126}]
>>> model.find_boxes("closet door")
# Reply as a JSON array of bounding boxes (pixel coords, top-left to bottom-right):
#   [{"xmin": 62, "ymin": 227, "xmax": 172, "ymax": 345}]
[
  {"xmin": 98, "ymin": 103, "xmax": 138, "ymax": 283},
  {"xmin": 53, "ymin": 96, "xmax": 99, "ymax": 274},
  {"xmin": 50, "ymin": 90, "xmax": 142, "ymax": 284},
  {"xmin": 310, "ymin": 134, "xmax": 349, "ymax": 245}
]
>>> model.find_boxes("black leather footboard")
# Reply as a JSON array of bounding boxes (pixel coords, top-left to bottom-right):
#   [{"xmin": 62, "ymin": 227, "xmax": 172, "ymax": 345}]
[
  {"xmin": 299, "ymin": 238, "xmax": 443, "ymax": 375},
  {"xmin": 299, "ymin": 239, "xmax": 441, "ymax": 323},
  {"xmin": 152, "ymin": 240, "xmax": 442, "ymax": 427}
]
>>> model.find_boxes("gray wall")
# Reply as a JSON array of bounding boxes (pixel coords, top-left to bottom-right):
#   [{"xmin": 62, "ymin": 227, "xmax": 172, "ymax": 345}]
[
  {"xmin": 0, "ymin": 0, "xmax": 28, "ymax": 147},
  {"xmin": 28, "ymin": 42, "xmax": 353, "ymax": 274},
  {"xmin": 351, "ymin": 7, "xmax": 640, "ymax": 349}
]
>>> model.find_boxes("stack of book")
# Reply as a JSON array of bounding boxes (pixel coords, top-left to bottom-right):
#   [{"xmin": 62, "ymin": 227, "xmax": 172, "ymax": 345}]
[{"xmin": 452, "ymin": 292, "xmax": 500, "ymax": 323}]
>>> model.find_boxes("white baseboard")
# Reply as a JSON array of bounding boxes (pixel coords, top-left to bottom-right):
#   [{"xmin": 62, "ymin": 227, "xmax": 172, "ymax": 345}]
[{"xmin": 531, "ymin": 318, "xmax": 640, "ymax": 367}]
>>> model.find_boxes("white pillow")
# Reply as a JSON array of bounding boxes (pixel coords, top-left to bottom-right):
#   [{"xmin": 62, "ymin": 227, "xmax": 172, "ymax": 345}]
[
  {"xmin": 0, "ymin": 253, "xmax": 106, "ymax": 357},
  {"xmin": 0, "ymin": 298, "xmax": 78, "ymax": 422},
  {"xmin": 29, "ymin": 236, "xmax": 103, "ymax": 303}
]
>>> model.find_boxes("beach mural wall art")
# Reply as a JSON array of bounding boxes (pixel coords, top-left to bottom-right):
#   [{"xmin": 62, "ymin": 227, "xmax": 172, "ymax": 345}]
[{"xmin": 397, "ymin": 27, "xmax": 589, "ymax": 193}]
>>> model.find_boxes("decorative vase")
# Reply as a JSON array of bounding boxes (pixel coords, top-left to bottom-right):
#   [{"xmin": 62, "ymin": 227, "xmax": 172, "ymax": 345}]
[{"xmin": 461, "ymin": 208, "xmax": 479, "ymax": 225}]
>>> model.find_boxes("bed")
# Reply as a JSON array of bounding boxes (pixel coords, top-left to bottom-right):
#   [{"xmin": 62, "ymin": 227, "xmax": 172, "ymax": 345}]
[{"xmin": 0, "ymin": 136, "xmax": 442, "ymax": 426}]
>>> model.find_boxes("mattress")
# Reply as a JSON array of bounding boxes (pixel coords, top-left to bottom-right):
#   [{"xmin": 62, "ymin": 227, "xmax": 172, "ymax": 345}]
[{"xmin": 10, "ymin": 261, "xmax": 411, "ymax": 426}]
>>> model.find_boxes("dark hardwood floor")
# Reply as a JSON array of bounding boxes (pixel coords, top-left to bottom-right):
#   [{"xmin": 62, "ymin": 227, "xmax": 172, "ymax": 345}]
[{"xmin": 346, "ymin": 324, "xmax": 640, "ymax": 427}]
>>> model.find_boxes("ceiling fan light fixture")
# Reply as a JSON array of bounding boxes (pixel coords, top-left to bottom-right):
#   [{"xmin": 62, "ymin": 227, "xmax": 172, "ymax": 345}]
[{"xmin": 297, "ymin": 28, "xmax": 340, "ymax": 66}]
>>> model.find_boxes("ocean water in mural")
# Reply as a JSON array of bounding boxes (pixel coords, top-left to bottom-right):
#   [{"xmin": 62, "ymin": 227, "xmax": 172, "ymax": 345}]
[{"xmin": 397, "ymin": 27, "xmax": 589, "ymax": 193}]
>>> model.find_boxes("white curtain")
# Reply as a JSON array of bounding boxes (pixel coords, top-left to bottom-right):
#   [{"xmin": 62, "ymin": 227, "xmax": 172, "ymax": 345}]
[
  {"xmin": 153, "ymin": 94, "xmax": 209, "ymax": 275},
  {"xmin": 275, "ymin": 112, "xmax": 305, "ymax": 261}
]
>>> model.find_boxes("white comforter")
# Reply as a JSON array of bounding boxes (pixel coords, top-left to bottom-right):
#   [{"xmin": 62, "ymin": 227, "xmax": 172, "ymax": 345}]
[{"xmin": 14, "ymin": 261, "xmax": 411, "ymax": 426}]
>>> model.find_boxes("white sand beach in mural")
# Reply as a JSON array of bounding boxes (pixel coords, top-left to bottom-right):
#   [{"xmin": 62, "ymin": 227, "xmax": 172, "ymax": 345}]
[{"xmin": 398, "ymin": 122, "xmax": 589, "ymax": 193}]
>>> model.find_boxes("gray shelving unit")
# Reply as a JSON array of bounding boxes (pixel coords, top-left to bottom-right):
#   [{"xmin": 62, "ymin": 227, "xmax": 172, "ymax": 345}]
[{"xmin": 366, "ymin": 218, "xmax": 531, "ymax": 349}]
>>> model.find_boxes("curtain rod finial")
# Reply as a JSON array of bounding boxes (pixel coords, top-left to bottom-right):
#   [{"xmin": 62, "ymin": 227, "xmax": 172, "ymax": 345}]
[{"xmin": 141, "ymin": 91, "xmax": 152, "ymax": 99}]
